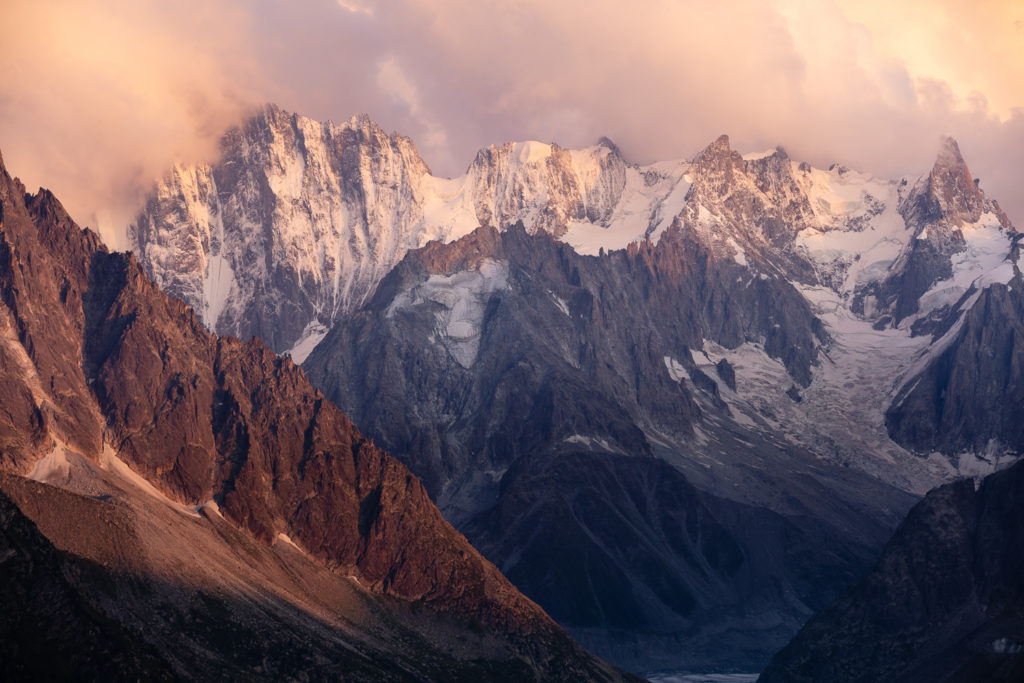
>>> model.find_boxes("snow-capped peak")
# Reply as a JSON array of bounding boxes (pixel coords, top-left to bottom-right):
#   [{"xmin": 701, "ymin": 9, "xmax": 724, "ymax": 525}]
[
  {"xmin": 130, "ymin": 107, "xmax": 692, "ymax": 352},
  {"xmin": 511, "ymin": 140, "xmax": 553, "ymax": 165},
  {"xmin": 130, "ymin": 106, "xmax": 1013, "ymax": 360}
]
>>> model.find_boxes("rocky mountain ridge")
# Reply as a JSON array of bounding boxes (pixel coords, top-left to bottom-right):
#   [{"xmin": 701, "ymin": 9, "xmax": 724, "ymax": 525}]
[
  {"xmin": 302, "ymin": 215, "xmax": 914, "ymax": 671},
  {"xmin": 131, "ymin": 108, "xmax": 1021, "ymax": 673},
  {"xmin": 0, "ymin": 149, "xmax": 632, "ymax": 680},
  {"xmin": 130, "ymin": 104, "xmax": 680, "ymax": 358},
  {"xmin": 301, "ymin": 132, "xmax": 1018, "ymax": 671},
  {"xmin": 759, "ymin": 457, "xmax": 1024, "ymax": 683}
]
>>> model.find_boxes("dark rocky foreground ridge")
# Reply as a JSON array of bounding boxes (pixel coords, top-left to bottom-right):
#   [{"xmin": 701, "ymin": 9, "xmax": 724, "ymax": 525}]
[
  {"xmin": 0, "ymin": 150, "xmax": 634, "ymax": 681},
  {"xmin": 0, "ymin": 483, "xmax": 175, "ymax": 680},
  {"xmin": 759, "ymin": 458, "xmax": 1024, "ymax": 683}
]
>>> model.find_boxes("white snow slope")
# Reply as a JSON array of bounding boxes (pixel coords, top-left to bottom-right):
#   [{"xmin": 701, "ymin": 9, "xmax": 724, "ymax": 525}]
[
  {"xmin": 132, "ymin": 110, "xmax": 1019, "ymax": 488},
  {"xmin": 130, "ymin": 105, "xmax": 689, "ymax": 355},
  {"xmin": 681, "ymin": 153, "xmax": 1018, "ymax": 491}
]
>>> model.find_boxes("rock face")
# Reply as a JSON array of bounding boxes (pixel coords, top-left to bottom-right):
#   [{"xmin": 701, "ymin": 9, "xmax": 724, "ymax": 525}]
[
  {"xmin": 466, "ymin": 139, "xmax": 627, "ymax": 236},
  {"xmin": 886, "ymin": 254, "xmax": 1024, "ymax": 460},
  {"xmin": 302, "ymin": 133, "xmax": 1020, "ymax": 672},
  {"xmin": 303, "ymin": 221, "xmax": 912, "ymax": 671},
  {"xmin": 130, "ymin": 104, "xmax": 433, "ymax": 354},
  {"xmin": 0, "ymin": 184, "xmax": 105, "ymax": 472},
  {"xmin": 759, "ymin": 459, "xmax": 1024, "ymax": 683},
  {"xmin": 130, "ymin": 105, "xmax": 658, "ymax": 358},
  {"xmin": 679, "ymin": 137, "xmax": 819, "ymax": 284},
  {"xmin": 307, "ymin": 220, "xmax": 827, "ymax": 510},
  {"xmin": 875, "ymin": 142, "xmax": 1023, "ymax": 464},
  {"xmin": 0, "ymin": 150, "xmax": 631, "ymax": 681}
]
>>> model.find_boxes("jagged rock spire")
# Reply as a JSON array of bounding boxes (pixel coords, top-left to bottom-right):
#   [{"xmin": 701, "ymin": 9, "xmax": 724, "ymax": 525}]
[
  {"xmin": 935, "ymin": 135, "xmax": 966, "ymax": 169},
  {"xmin": 697, "ymin": 134, "xmax": 733, "ymax": 161},
  {"xmin": 923, "ymin": 135, "xmax": 985, "ymax": 225},
  {"xmin": 596, "ymin": 136, "xmax": 621, "ymax": 155}
]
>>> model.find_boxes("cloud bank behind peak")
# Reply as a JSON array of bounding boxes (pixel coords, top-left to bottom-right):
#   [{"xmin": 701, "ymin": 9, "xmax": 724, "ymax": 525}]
[{"xmin": 1, "ymin": 0, "xmax": 1020, "ymax": 248}]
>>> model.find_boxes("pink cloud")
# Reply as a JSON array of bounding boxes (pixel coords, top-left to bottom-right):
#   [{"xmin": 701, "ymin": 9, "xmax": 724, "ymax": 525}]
[{"xmin": 1, "ymin": 0, "xmax": 1020, "ymax": 247}]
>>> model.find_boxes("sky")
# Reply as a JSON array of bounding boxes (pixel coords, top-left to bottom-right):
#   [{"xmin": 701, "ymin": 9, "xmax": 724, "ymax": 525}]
[{"xmin": 1, "ymin": 0, "xmax": 1021, "ymax": 248}]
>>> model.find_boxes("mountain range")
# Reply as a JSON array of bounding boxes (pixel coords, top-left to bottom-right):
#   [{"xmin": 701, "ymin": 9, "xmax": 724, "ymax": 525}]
[
  {"xmin": 0, "ymin": 149, "xmax": 632, "ymax": 680},
  {"xmin": 1, "ymin": 99, "xmax": 1021, "ymax": 679},
  {"xmin": 130, "ymin": 104, "xmax": 1021, "ymax": 672}
]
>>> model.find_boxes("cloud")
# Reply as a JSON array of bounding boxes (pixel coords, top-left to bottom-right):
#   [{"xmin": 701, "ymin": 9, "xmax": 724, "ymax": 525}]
[
  {"xmin": 834, "ymin": 0, "xmax": 1024, "ymax": 121},
  {"xmin": 376, "ymin": 57, "xmax": 449, "ymax": 156},
  {"xmin": 0, "ymin": 0, "xmax": 267, "ymax": 247},
  {"xmin": 1, "ymin": 0, "xmax": 1021, "ymax": 247}
]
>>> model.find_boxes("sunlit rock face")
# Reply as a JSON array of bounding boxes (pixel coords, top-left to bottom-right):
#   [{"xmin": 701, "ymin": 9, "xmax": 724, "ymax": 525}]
[
  {"xmin": 130, "ymin": 106, "xmax": 647, "ymax": 358},
  {"xmin": 0, "ymin": 150, "xmax": 634, "ymax": 682},
  {"xmin": 130, "ymin": 104, "xmax": 433, "ymax": 354}
]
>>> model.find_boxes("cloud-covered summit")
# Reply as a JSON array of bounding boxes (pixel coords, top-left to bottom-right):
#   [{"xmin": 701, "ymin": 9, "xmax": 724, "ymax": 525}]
[{"xmin": 1, "ymin": 0, "xmax": 1020, "ymax": 247}]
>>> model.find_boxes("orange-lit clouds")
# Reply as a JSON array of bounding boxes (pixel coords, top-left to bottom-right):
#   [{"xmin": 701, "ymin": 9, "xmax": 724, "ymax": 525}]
[
  {"xmin": 1, "ymin": 0, "xmax": 1021, "ymax": 247},
  {"xmin": 834, "ymin": 0, "xmax": 1024, "ymax": 119},
  {"xmin": 0, "ymin": 0, "xmax": 267, "ymax": 246}
]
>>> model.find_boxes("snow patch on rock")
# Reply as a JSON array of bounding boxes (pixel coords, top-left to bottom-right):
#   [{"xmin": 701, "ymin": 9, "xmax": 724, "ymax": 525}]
[
  {"xmin": 549, "ymin": 291, "xmax": 570, "ymax": 317},
  {"xmin": 513, "ymin": 141, "xmax": 553, "ymax": 165},
  {"xmin": 560, "ymin": 159, "xmax": 690, "ymax": 255},
  {"xmin": 916, "ymin": 212, "xmax": 1016, "ymax": 315},
  {"xmin": 564, "ymin": 434, "xmax": 616, "ymax": 452},
  {"xmin": 286, "ymin": 320, "xmax": 329, "ymax": 363},
  {"xmin": 388, "ymin": 259, "xmax": 510, "ymax": 368},
  {"xmin": 664, "ymin": 356, "xmax": 687, "ymax": 382},
  {"xmin": 742, "ymin": 149, "xmax": 776, "ymax": 161}
]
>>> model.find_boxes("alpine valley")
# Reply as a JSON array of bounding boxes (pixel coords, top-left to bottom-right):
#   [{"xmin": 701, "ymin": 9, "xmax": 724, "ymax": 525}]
[{"xmin": 3, "ymin": 97, "xmax": 1021, "ymax": 680}]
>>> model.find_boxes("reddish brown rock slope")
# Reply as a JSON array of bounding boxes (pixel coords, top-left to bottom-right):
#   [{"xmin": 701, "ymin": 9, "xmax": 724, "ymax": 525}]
[{"xmin": 0, "ymin": 149, "xmax": 632, "ymax": 680}]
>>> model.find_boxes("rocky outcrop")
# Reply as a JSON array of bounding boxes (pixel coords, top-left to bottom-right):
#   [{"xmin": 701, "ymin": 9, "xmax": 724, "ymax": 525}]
[
  {"xmin": 679, "ymin": 136, "xmax": 819, "ymax": 283},
  {"xmin": 856, "ymin": 137, "xmax": 1014, "ymax": 324},
  {"xmin": 0, "ymin": 179, "xmax": 105, "ymax": 471},
  {"xmin": 886, "ymin": 249, "xmax": 1024, "ymax": 459},
  {"xmin": 0, "ymin": 151, "xmax": 631, "ymax": 680},
  {"xmin": 759, "ymin": 459, "xmax": 1024, "ymax": 683},
  {"xmin": 876, "ymin": 143, "xmax": 1021, "ymax": 463}
]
